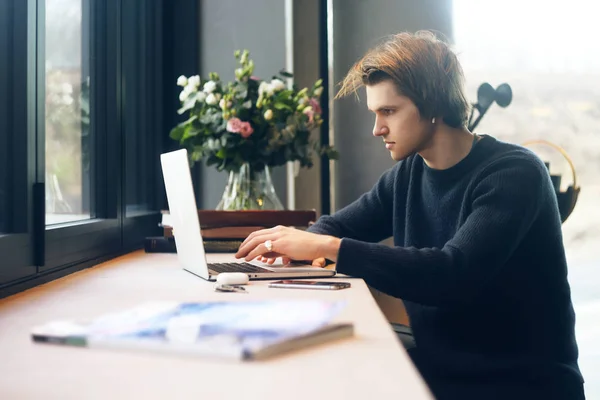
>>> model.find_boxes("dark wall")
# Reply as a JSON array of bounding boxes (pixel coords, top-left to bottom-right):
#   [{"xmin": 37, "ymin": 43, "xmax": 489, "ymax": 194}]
[{"xmin": 162, "ymin": 0, "xmax": 201, "ymax": 209}]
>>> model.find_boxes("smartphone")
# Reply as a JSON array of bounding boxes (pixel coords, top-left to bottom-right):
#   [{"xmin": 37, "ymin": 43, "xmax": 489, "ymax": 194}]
[{"xmin": 268, "ymin": 280, "xmax": 351, "ymax": 290}]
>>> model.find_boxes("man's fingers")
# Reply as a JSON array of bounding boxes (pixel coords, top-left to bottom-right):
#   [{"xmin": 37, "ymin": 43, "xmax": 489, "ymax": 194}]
[
  {"xmin": 236, "ymin": 234, "xmax": 275, "ymax": 258},
  {"xmin": 312, "ymin": 257, "xmax": 326, "ymax": 267},
  {"xmin": 240, "ymin": 226, "xmax": 283, "ymax": 247},
  {"xmin": 244, "ymin": 241, "xmax": 280, "ymax": 262}
]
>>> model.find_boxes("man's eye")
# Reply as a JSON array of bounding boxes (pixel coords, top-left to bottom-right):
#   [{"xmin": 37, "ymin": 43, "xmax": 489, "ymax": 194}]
[{"xmin": 381, "ymin": 109, "xmax": 394, "ymax": 115}]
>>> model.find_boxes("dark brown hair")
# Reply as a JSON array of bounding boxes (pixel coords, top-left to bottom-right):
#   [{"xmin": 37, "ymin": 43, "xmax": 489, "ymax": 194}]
[{"xmin": 337, "ymin": 30, "xmax": 470, "ymax": 129}]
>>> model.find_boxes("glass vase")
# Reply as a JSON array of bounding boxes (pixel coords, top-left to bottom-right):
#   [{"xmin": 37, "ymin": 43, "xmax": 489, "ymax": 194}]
[{"xmin": 216, "ymin": 163, "xmax": 284, "ymax": 211}]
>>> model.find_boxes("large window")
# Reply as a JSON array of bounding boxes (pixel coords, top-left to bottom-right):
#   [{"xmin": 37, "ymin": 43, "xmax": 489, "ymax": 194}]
[
  {"xmin": 453, "ymin": 1, "xmax": 600, "ymax": 266},
  {"xmin": 45, "ymin": 0, "xmax": 92, "ymax": 225},
  {"xmin": 453, "ymin": 1, "xmax": 600, "ymax": 396},
  {"xmin": 0, "ymin": 0, "xmax": 170, "ymax": 292}
]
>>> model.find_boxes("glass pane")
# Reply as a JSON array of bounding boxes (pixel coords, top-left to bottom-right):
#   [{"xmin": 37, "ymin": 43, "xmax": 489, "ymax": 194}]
[
  {"xmin": 45, "ymin": 0, "xmax": 91, "ymax": 225},
  {"xmin": 123, "ymin": 1, "xmax": 154, "ymax": 217},
  {"xmin": 453, "ymin": 1, "xmax": 600, "ymax": 394}
]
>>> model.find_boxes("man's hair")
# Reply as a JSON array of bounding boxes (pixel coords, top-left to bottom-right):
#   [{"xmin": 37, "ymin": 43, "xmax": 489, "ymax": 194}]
[{"xmin": 337, "ymin": 30, "xmax": 470, "ymax": 129}]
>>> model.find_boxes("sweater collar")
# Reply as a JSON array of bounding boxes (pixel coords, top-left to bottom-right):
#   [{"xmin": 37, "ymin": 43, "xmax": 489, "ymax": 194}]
[{"xmin": 420, "ymin": 134, "xmax": 495, "ymax": 181}]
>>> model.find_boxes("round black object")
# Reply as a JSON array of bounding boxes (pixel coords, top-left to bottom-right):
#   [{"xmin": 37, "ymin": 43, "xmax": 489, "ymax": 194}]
[
  {"xmin": 476, "ymin": 82, "xmax": 496, "ymax": 110},
  {"xmin": 495, "ymin": 83, "xmax": 513, "ymax": 108}
]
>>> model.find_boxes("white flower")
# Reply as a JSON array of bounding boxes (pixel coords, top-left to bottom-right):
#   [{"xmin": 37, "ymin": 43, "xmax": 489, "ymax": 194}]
[
  {"xmin": 298, "ymin": 97, "xmax": 307, "ymax": 105},
  {"xmin": 196, "ymin": 91, "xmax": 207, "ymax": 102},
  {"xmin": 270, "ymin": 78, "xmax": 286, "ymax": 91},
  {"xmin": 219, "ymin": 98, "xmax": 226, "ymax": 109},
  {"xmin": 314, "ymin": 87, "xmax": 323, "ymax": 97},
  {"xmin": 205, "ymin": 93, "xmax": 218, "ymax": 105},
  {"xmin": 179, "ymin": 88, "xmax": 191, "ymax": 102},
  {"xmin": 243, "ymin": 100, "xmax": 252, "ymax": 109},
  {"xmin": 188, "ymin": 75, "xmax": 200, "ymax": 88},
  {"xmin": 203, "ymin": 80, "xmax": 217, "ymax": 93},
  {"xmin": 258, "ymin": 81, "xmax": 274, "ymax": 97},
  {"xmin": 215, "ymin": 93, "xmax": 222, "ymax": 101},
  {"xmin": 258, "ymin": 82, "xmax": 267, "ymax": 95},
  {"xmin": 177, "ymin": 75, "xmax": 188, "ymax": 87},
  {"xmin": 184, "ymin": 82, "xmax": 198, "ymax": 94},
  {"xmin": 264, "ymin": 109, "xmax": 273, "ymax": 120}
]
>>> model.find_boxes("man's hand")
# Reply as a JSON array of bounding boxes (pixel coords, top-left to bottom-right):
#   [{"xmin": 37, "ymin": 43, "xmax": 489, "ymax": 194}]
[
  {"xmin": 257, "ymin": 256, "xmax": 327, "ymax": 267},
  {"xmin": 235, "ymin": 226, "xmax": 341, "ymax": 263}
]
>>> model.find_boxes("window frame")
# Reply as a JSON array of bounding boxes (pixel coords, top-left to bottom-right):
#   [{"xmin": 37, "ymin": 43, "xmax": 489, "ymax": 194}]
[
  {"xmin": 1, "ymin": 0, "xmax": 169, "ymax": 290},
  {"xmin": 39, "ymin": 0, "xmax": 124, "ymax": 272},
  {"xmin": 40, "ymin": 0, "xmax": 165, "ymax": 272},
  {"xmin": 119, "ymin": 0, "xmax": 165, "ymax": 250},
  {"xmin": 0, "ymin": 0, "xmax": 37, "ymax": 284}
]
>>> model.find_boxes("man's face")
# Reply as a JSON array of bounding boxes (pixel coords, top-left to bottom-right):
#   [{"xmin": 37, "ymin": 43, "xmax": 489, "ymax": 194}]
[{"xmin": 366, "ymin": 80, "xmax": 433, "ymax": 161}]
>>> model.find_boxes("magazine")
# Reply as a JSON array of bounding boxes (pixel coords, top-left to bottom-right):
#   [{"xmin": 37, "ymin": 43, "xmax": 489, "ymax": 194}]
[{"xmin": 31, "ymin": 299, "xmax": 353, "ymax": 361}]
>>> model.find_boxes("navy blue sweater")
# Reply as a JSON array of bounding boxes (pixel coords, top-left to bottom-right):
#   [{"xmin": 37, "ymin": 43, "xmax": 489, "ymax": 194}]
[{"xmin": 308, "ymin": 135, "xmax": 583, "ymax": 398}]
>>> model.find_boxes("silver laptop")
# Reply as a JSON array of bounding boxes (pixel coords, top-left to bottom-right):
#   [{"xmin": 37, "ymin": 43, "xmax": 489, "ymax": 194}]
[{"xmin": 160, "ymin": 149, "xmax": 336, "ymax": 281}]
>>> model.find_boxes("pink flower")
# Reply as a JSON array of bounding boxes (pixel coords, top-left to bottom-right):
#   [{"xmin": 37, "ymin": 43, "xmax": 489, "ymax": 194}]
[
  {"xmin": 227, "ymin": 117, "xmax": 254, "ymax": 138},
  {"xmin": 303, "ymin": 107, "xmax": 315, "ymax": 124},
  {"xmin": 226, "ymin": 117, "xmax": 243, "ymax": 133},
  {"xmin": 239, "ymin": 121, "xmax": 254, "ymax": 138},
  {"xmin": 250, "ymin": 76, "xmax": 260, "ymax": 81},
  {"xmin": 309, "ymin": 98, "xmax": 322, "ymax": 114}
]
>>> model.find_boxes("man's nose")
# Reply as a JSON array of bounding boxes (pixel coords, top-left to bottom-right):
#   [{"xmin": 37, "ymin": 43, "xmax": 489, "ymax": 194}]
[{"xmin": 373, "ymin": 120, "xmax": 388, "ymax": 137}]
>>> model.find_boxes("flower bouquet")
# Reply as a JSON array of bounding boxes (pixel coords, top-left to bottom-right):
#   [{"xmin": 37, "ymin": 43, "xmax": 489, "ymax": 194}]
[{"xmin": 170, "ymin": 50, "xmax": 337, "ymax": 210}]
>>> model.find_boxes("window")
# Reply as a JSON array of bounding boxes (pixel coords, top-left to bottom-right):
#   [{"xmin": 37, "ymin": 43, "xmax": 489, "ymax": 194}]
[
  {"xmin": 453, "ymin": 1, "xmax": 600, "ymax": 395},
  {"xmin": 453, "ymin": 2, "xmax": 600, "ymax": 266},
  {"xmin": 45, "ymin": 0, "xmax": 92, "ymax": 225},
  {"xmin": 1, "ymin": 0, "xmax": 171, "ymax": 292},
  {"xmin": 41, "ymin": 0, "xmax": 122, "ymax": 271}
]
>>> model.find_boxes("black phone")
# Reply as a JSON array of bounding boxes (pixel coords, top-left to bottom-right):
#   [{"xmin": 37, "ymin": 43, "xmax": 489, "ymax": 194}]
[{"xmin": 268, "ymin": 280, "xmax": 351, "ymax": 290}]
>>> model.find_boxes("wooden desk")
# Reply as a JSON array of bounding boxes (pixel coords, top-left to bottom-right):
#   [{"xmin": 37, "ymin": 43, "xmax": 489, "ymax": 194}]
[{"xmin": 0, "ymin": 250, "xmax": 432, "ymax": 399}]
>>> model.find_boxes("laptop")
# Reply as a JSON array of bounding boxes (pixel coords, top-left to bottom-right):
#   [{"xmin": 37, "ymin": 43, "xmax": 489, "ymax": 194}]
[{"xmin": 160, "ymin": 149, "xmax": 336, "ymax": 281}]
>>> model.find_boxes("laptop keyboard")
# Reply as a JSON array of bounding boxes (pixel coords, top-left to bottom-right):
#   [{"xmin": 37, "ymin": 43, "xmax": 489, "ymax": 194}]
[{"xmin": 208, "ymin": 262, "xmax": 273, "ymax": 273}]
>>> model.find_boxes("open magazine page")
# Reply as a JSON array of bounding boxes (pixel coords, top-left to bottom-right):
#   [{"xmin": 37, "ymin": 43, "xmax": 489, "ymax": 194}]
[{"xmin": 32, "ymin": 300, "xmax": 351, "ymax": 360}]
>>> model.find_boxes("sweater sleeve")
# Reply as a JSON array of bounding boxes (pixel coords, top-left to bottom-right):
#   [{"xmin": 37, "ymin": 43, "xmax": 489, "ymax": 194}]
[
  {"xmin": 335, "ymin": 156, "xmax": 550, "ymax": 306},
  {"xmin": 307, "ymin": 165, "xmax": 396, "ymax": 243}
]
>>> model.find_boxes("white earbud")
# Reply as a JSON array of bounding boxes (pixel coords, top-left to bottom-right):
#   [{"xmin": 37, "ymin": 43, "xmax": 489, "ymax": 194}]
[{"xmin": 431, "ymin": 117, "xmax": 436, "ymax": 124}]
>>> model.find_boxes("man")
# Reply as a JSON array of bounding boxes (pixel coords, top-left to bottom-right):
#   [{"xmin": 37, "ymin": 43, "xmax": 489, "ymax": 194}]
[{"xmin": 235, "ymin": 31, "xmax": 584, "ymax": 399}]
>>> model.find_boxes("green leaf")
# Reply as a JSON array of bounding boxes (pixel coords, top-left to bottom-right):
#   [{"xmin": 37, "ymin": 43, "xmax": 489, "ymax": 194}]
[
  {"xmin": 279, "ymin": 69, "xmax": 293, "ymax": 78},
  {"xmin": 182, "ymin": 125, "xmax": 201, "ymax": 140},
  {"xmin": 273, "ymin": 102, "xmax": 292, "ymax": 111},
  {"xmin": 199, "ymin": 113, "xmax": 214, "ymax": 125},
  {"xmin": 276, "ymin": 89, "xmax": 293, "ymax": 101},
  {"xmin": 177, "ymin": 115, "xmax": 198, "ymax": 128},
  {"xmin": 191, "ymin": 150, "xmax": 203, "ymax": 162},
  {"xmin": 169, "ymin": 125, "xmax": 185, "ymax": 141}
]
